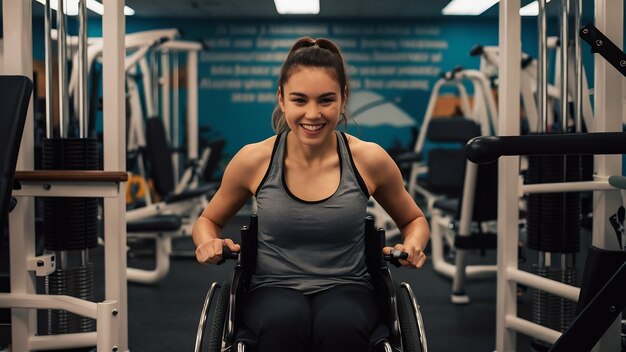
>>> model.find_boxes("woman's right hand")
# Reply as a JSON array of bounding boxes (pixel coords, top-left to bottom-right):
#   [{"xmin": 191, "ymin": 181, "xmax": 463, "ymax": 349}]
[{"xmin": 195, "ymin": 238, "xmax": 241, "ymax": 265}]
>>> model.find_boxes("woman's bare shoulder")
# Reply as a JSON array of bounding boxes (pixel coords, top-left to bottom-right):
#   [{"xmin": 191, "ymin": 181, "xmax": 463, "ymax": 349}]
[
  {"xmin": 343, "ymin": 133, "xmax": 389, "ymax": 165},
  {"xmin": 343, "ymin": 132, "xmax": 399, "ymax": 193},
  {"xmin": 226, "ymin": 135, "xmax": 277, "ymax": 190},
  {"xmin": 234, "ymin": 135, "xmax": 277, "ymax": 165}
]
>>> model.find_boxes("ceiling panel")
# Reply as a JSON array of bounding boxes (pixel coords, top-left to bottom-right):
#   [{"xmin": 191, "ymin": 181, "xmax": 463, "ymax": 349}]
[
  {"xmin": 121, "ymin": 0, "xmax": 592, "ymax": 19},
  {"xmin": 123, "ymin": 0, "xmax": 453, "ymax": 19},
  {"xmin": 10, "ymin": 0, "xmax": 597, "ymax": 21}
]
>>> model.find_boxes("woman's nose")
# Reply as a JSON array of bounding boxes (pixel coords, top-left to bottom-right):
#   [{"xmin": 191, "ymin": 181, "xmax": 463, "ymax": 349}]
[{"xmin": 305, "ymin": 105, "xmax": 322, "ymax": 118}]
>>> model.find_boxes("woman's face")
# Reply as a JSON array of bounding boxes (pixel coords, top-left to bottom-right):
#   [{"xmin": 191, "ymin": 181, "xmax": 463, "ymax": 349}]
[{"xmin": 278, "ymin": 66, "xmax": 346, "ymax": 147}]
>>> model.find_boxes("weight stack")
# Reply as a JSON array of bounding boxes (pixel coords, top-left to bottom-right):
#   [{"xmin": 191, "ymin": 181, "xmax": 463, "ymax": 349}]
[
  {"xmin": 532, "ymin": 265, "xmax": 577, "ymax": 332},
  {"xmin": 45, "ymin": 264, "xmax": 95, "ymax": 334},
  {"xmin": 526, "ymin": 155, "xmax": 581, "ymax": 335},
  {"xmin": 526, "ymin": 155, "xmax": 582, "ymax": 254},
  {"xmin": 41, "ymin": 138, "xmax": 98, "ymax": 338}
]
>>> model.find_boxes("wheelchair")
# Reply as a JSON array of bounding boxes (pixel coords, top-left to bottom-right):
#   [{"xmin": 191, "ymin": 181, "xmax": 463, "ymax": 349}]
[{"xmin": 194, "ymin": 215, "xmax": 428, "ymax": 352}]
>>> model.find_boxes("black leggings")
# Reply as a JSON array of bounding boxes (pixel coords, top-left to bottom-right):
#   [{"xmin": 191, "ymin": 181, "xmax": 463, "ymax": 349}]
[{"xmin": 242, "ymin": 284, "xmax": 378, "ymax": 352}]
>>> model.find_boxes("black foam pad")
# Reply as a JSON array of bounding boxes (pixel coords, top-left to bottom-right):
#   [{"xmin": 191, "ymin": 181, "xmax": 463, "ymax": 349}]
[{"xmin": 0, "ymin": 76, "xmax": 33, "ymax": 231}]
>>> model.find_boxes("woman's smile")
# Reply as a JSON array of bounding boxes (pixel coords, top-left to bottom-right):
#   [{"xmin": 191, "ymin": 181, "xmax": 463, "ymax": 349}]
[{"xmin": 301, "ymin": 123, "xmax": 327, "ymax": 134}]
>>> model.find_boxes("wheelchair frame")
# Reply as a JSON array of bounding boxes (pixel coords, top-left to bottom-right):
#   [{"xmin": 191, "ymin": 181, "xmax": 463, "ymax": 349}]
[{"xmin": 194, "ymin": 215, "xmax": 428, "ymax": 352}]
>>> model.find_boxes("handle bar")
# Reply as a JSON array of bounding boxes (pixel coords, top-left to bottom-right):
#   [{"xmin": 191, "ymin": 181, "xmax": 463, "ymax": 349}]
[
  {"xmin": 465, "ymin": 132, "xmax": 626, "ymax": 165},
  {"xmin": 217, "ymin": 246, "xmax": 409, "ymax": 267},
  {"xmin": 216, "ymin": 246, "xmax": 240, "ymax": 265}
]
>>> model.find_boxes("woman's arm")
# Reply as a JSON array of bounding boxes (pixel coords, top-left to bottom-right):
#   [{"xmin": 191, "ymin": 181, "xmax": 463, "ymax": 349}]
[
  {"xmin": 192, "ymin": 140, "xmax": 272, "ymax": 264},
  {"xmin": 351, "ymin": 137, "xmax": 430, "ymax": 268}
]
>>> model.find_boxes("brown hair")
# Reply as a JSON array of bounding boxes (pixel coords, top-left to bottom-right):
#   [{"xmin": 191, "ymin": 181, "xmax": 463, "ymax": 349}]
[{"xmin": 271, "ymin": 37, "xmax": 349, "ymax": 134}]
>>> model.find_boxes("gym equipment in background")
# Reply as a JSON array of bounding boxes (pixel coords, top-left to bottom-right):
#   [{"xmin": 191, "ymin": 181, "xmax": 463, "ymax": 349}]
[
  {"xmin": 429, "ymin": 159, "xmax": 498, "ymax": 304},
  {"xmin": 399, "ymin": 67, "xmax": 497, "ymax": 211}
]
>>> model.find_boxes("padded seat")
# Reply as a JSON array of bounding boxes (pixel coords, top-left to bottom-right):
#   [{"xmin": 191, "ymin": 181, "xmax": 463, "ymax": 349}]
[
  {"xmin": 432, "ymin": 198, "xmax": 458, "ymax": 215},
  {"xmin": 127, "ymin": 215, "xmax": 182, "ymax": 232},
  {"xmin": 163, "ymin": 183, "xmax": 218, "ymax": 204}
]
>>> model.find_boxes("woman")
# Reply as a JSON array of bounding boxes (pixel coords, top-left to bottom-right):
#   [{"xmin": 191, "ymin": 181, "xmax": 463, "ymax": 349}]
[{"xmin": 192, "ymin": 37, "xmax": 429, "ymax": 352}]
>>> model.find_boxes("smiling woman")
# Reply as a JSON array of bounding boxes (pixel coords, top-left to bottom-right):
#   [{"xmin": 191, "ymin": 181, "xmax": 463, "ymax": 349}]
[
  {"xmin": 191, "ymin": 37, "xmax": 430, "ymax": 352},
  {"xmin": 271, "ymin": 37, "xmax": 349, "ymax": 135}
]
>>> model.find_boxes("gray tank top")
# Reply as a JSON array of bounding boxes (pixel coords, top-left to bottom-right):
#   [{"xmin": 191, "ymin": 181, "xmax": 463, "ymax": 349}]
[{"xmin": 251, "ymin": 131, "xmax": 373, "ymax": 295}]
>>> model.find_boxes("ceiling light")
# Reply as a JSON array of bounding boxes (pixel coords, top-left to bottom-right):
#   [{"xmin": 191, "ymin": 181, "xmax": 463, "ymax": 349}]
[
  {"xmin": 519, "ymin": 0, "xmax": 552, "ymax": 16},
  {"xmin": 274, "ymin": 0, "xmax": 319, "ymax": 15},
  {"xmin": 35, "ymin": 0, "xmax": 135, "ymax": 16},
  {"xmin": 442, "ymin": 0, "xmax": 499, "ymax": 16}
]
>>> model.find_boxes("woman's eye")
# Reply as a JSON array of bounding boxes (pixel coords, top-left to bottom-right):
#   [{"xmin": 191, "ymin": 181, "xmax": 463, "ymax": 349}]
[
  {"xmin": 320, "ymin": 98, "xmax": 335, "ymax": 105},
  {"xmin": 291, "ymin": 98, "xmax": 306, "ymax": 104}
]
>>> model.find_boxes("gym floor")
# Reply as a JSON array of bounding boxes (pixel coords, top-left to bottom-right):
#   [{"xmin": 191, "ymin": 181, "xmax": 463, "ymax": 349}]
[{"xmin": 114, "ymin": 209, "xmax": 567, "ymax": 352}]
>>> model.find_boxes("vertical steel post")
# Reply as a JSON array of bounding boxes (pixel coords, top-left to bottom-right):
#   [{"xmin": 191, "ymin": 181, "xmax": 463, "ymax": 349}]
[
  {"xmin": 537, "ymin": 0, "xmax": 548, "ymax": 133},
  {"xmin": 44, "ymin": 0, "xmax": 54, "ymax": 139},
  {"xmin": 57, "ymin": 0, "xmax": 68, "ymax": 138},
  {"xmin": 559, "ymin": 0, "xmax": 570, "ymax": 132},
  {"xmin": 78, "ymin": 0, "xmax": 88, "ymax": 138}
]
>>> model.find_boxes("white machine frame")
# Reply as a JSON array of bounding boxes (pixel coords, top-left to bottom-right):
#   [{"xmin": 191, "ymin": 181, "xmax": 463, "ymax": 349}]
[
  {"xmin": 61, "ymin": 29, "xmax": 207, "ymax": 284},
  {"xmin": 496, "ymin": 1, "xmax": 623, "ymax": 351},
  {"xmin": 408, "ymin": 68, "xmax": 497, "ymax": 211},
  {"xmin": 476, "ymin": 42, "xmax": 594, "ymax": 134},
  {"xmin": 1, "ymin": 0, "xmax": 128, "ymax": 351},
  {"xmin": 124, "ymin": 39, "xmax": 210, "ymax": 284},
  {"xmin": 429, "ymin": 161, "xmax": 498, "ymax": 304}
]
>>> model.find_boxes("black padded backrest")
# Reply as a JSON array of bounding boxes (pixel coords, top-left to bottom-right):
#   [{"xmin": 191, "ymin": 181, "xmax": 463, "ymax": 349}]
[
  {"xmin": 202, "ymin": 139, "xmax": 226, "ymax": 182},
  {"xmin": 145, "ymin": 117, "xmax": 175, "ymax": 196},
  {"xmin": 426, "ymin": 149, "xmax": 468, "ymax": 197},
  {"xmin": 0, "ymin": 76, "xmax": 33, "ymax": 230},
  {"xmin": 461, "ymin": 160, "xmax": 499, "ymax": 222},
  {"xmin": 427, "ymin": 116, "xmax": 482, "ymax": 143}
]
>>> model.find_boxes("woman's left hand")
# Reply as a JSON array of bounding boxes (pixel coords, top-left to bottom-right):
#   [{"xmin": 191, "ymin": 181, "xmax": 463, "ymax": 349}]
[{"xmin": 383, "ymin": 243, "xmax": 427, "ymax": 268}]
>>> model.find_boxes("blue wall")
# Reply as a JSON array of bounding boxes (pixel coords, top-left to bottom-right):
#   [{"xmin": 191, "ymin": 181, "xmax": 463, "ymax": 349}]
[
  {"xmin": 130, "ymin": 17, "xmax": 505, "ymax": 158},
  {"xmin": 30, "ymin": 16, "xmax": 601, "ymax": 161}
]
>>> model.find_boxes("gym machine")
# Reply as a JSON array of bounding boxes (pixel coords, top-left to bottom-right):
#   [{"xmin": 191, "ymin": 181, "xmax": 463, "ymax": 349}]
[
  {"xmin": 1, "ymin": 1, "xmax": 128, "ymax": 350},
  {"xmin": 486, "ymin": 1, "xmax": 624, "ymax": 350}
]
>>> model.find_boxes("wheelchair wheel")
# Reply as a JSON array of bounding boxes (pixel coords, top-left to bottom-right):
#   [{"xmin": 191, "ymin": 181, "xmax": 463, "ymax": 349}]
[
  {"xmin": 396, "ymin": 282, "xmax": 428, "ymax": 352},
  {"xmin": 194, "ymin": 281, "xmax": 230, "ymax": 352}
]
